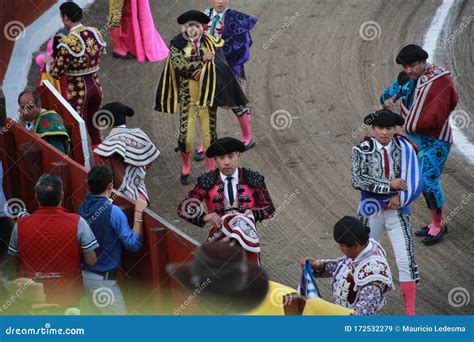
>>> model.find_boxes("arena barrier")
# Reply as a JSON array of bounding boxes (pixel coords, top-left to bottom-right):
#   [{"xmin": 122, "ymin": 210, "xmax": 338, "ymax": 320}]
[{"xmin": 0, "ymin": 92, "xmax": 351, "ymax": 315}]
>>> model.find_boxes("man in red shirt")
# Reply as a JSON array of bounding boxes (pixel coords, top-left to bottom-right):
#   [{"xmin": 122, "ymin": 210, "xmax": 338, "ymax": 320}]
[{"xmin": 8, "ymin": 174, "xmax": 98, "ymax": 308}]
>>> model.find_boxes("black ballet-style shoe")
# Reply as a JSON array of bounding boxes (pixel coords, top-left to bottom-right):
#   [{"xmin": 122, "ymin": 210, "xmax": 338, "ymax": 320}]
[
  {"xmin": 244, "ymin": 139, "xmax": 256, "ymax": 151},
  {"xmin": 194, "ymin": 149, "xmax": 204, "ymax": 162},
  {"xmin": 415, "ymin": 225, "xmax": 429, "ymax": 237},
  {"xmin": 112, "ymin": 52, "xmax": 133, "ymax": 59},
  {"xmin": 180, "ymin": 173, "xmax": 190, "ymax": 186},
  {"xmin": 422, "ymin": 224, "xmax": 448, "ymax": 246}
]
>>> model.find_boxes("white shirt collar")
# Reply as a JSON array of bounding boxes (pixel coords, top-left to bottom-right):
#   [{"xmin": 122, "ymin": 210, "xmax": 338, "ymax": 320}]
[
  {"xmin": 70, "ymin": 23, "xmax": 83, "ymax": 32},
  {"xmin": 353, "ymin": 239, "xmax": 374, "ymax": 262},
  {"xmin": 212, "ymin": 8, "xmax": 227, "ymax": 17},
  {"xmin": 220, "ymin": 168, "xmax": 238, "ymax": 183},
  {"xmin": 374, "ymin": 139, "xmax": 392, "ymax": 152}
]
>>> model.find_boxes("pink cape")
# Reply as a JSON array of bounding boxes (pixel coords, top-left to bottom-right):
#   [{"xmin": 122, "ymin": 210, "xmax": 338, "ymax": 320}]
[
  {"xmin": 36, "ymin": 36, "xmax": 68, "ymax": 99},
  {"xmin": 113, "ymin": 0, "xmax": 169, "ymax": 62},
  {"xmin": 36, "ymin": 36, "xmax": 55, "ymax": 70}
]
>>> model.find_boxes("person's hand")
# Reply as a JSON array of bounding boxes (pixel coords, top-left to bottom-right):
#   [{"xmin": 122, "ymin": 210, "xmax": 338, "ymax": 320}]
[
  {"xmin": 135, "ymin": 199, "xmax": 147, "ymax": 213},
  {"xmin": 193, "ymin": 68, "xmax": 202, "ymax": 80},
  {"xmin": 300, "ymin": 257, "xmax": 323, "ymax": 271},
  {"xmin": 384, "ymin": 95, "xmax": 397, "ymax": 112},
  {"xmin": 43, "ymin": 55, "xmax": 54, "ymax": 64},
  {"xmin": 202, "ymin": 51, "xmax": 215, "ymax": 61},
  {"xmin": 390, "ymin": 178, "xmax": 406, "ymax": 191},
  {"xmin": 203, "ymin": 212, "xmax": 222, "ymax": 227},
  {"xmin": 384, "ymin": 194, "xmax": 401, "ymax": 210}
]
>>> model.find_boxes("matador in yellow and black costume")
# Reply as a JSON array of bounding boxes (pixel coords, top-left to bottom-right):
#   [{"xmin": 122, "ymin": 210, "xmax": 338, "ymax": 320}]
[{"xmin": 155, "ymin": 10, "xmax": 247, "ymax": 185}]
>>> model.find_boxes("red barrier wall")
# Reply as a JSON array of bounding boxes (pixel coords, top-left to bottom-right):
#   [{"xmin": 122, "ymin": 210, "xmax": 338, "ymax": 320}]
[
  {"xmin": 0, "ymin": 0, "xmax": 56, "ymax": 85},
  {"xmin": 0, "ymin": 119, "xmax": 199, "ymax": 314}
]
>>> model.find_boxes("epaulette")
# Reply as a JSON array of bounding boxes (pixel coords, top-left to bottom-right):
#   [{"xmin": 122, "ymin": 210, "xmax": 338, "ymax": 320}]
[
  {"xmin": 86, "ymin": 26, "xmax": 107, "ymax": 47},
  {"xmin": 171, "ymin": 34, "xmax": 188, "ymax": 50},
  {"xmin": 203, "ymin": 33, "xmax": 224, "ymax": 48},
  {"xmin": 197, "ymin": 169, "xmax": 219, "ymax": 190},
  {"xmin": 353, "ymin": 138, "xmax": 375, "ymax": 154},
  {"xmin": 243, "ymin": 168, "xmax": 265, "ymax": 188},
  {"xmin": 354, "ymin": 256, "xmax": 392, "ymax": 288},
  {"xmin": 57, "ymin": 32, "xmax": 85, "ymax": 57}
]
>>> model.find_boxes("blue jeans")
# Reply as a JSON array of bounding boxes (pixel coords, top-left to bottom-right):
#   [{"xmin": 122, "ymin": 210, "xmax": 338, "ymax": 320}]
[{"xmin": 81, "ymin": 270, "xmax": 127, "ymax": 315}]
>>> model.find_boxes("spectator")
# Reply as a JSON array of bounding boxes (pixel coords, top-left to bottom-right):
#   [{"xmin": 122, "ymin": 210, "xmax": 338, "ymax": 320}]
[
  {"xmin": 7, "ymin": 174, "xmax": 98, "ymax": 308},
  {"xmin": 78, "ymin": 165, "xmax": 146, "ymax": 315},
  {"xmin": 167, "ymin": 242, "xmax": 268, "ymax": 315},
  {"xmin": 18, "ymin": 90, "xmax": 70, "ymax": 154}
]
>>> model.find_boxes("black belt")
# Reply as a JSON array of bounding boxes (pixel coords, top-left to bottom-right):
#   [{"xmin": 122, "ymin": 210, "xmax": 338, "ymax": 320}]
[{"xmin": 88, "ymin": 270, "xmax": 117, "ymax": 280}]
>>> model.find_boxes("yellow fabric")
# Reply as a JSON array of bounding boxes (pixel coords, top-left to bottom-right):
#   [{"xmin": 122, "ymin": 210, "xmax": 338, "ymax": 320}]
[
  {"xmin": 184, "ymin": 80, "xmax": 211, "ymax": 152},
  {"xmin": 156, "ymin": 33, "xmax": 224, "ymax": 114},
  {"xmin": 107, "ymin": 0, "xmax": 125, "ymax": 27},
  {"xmin": 182, "ymin": 42, "xmax": 209, "ymax": 57},
  {"xmin": 247, "ymin": 281, "xmax": 296, "ymax": 316},
  {"xmin": 246, "ymin": 281, "xmax": 354, "ymax": 316},
  {"xmin": 33, "ymin": 110, "xmax": 69, "ymax": 138},
  {"xmin": 40, "ymin": 72, "xmax": 62, "ymax": 94},
  {"xmin": 302, "ymin": 297, "xmax": 354, "ymax": 316}
]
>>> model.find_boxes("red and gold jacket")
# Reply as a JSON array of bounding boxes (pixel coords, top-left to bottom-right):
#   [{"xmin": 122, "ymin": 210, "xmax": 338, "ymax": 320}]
[
  {"xmin": 17, "ymin": 207, "xmax": 83, "ymax": 307},
  {"xmin": 49, "ymin": 24, "xmax": 106, "ymax": 79},
  {"xmin": 177, "ymin": 168, "xmax": 275, "ymax": 227}
]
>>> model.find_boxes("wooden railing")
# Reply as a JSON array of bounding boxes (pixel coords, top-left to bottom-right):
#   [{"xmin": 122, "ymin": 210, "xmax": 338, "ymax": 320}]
[
  {"xmin": 0, "ymin": 118, "xmax": 199, "ymax": 314},
  {"xmin": 38, "ymin": 80, "xmax": 90, "ymax": 169}
]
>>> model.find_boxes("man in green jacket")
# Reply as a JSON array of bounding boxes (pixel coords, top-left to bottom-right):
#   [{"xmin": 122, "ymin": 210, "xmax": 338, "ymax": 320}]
[{"xmin": 18, "ymin": 90, "xmax": 70, "ymax": 154}]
